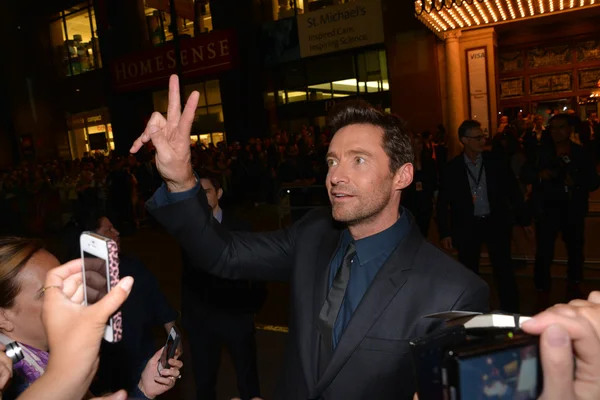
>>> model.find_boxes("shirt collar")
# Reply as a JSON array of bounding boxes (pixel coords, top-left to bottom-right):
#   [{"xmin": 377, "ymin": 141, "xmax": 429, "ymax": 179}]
[
  {"xmin": 343, "ymin": 209, "xmax": 411, "ymax": 267},
  {"xmin": 214, "ymin": 207, "xmax": 223, "ymax": 223},
  {"xmin": 463, "ymin": 152, "xmax": 482, "ymax": 165}
]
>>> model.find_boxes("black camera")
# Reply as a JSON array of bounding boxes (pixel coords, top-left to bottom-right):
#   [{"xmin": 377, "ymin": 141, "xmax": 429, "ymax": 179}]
[
  {"xmin": 410, "ymin": 314, "xmax": 542, "ymax": 400},
  {"xmin": 5, "ymin": 342, "xmax": 24, "ymax": 364}
]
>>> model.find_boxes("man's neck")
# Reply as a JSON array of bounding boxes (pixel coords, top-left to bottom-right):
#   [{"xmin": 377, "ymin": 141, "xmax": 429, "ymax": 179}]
[
  {"xmin": 464, "ymin": 148, "xmax": 481, "ymax": 163},
  {"xmin": 347, "ymin": 206, "xmax": 401, "ymax": 241},
  {"xmin": 555, "ymin": 139, "xmax": 570, "ymax": 152},
  {"xmin": 212, "ymin": 205, "xmax": 222, "ymax": 219}
]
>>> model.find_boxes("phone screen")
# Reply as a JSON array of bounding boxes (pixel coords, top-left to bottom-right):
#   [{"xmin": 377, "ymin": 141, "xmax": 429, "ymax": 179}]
[
  {"xmin": 160, "ymin": 334, "xmax": 175, "ymax": 369},
  {"xmin": 82, "ymin": 252, "xmax": 109, "ymax": 305},
  {"xmin": 457, "ymin": 343, "xmax": 539, "ymax": 400}
]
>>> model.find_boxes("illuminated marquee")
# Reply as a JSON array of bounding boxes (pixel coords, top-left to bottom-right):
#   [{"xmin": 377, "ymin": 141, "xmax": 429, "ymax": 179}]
[{"xmin": 415, "ymin": 0, "xmax": 599, "ymax": 33}]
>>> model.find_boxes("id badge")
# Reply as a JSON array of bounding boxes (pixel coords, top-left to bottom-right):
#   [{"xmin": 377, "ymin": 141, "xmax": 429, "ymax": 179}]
[{"xmin": 416, "ymin": 181, "xmax": 423, "ymax": 192}]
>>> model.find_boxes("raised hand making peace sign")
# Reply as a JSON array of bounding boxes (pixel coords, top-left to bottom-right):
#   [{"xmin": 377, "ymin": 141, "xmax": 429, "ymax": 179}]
[{"xmin": 130, "ymin": 75, "xmax": 199, "ymax": 193}]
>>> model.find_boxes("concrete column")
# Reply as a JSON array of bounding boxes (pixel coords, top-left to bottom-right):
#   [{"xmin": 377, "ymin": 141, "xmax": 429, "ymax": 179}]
[{"xmin": 444, "ymin": 30, "xmax": 465, "ymax": 158}]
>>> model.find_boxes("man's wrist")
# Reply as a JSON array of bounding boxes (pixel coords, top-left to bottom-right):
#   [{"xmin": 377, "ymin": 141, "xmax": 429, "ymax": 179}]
[
  {"xmin": 138, "ymin": 380, "xmax": 156, "ymax": 399},
  {"xmin": 167, "ymin": 175, "xmax": 197, "ymax": 193}
]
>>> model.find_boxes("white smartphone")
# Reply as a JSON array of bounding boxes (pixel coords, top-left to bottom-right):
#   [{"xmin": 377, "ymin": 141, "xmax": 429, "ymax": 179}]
[
  {"xmin": 80, "ymin": 231, "xmax": 123, "ymax": 343},
  {"xmin": 158, "ymin": 326, "xmax": 181, "ymax": 373}
]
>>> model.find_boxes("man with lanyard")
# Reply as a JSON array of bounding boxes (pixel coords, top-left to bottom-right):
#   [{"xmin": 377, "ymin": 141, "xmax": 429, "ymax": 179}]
[{"xmin": 437, "ymin": 120, "xmax": 532, "ymax": 313}]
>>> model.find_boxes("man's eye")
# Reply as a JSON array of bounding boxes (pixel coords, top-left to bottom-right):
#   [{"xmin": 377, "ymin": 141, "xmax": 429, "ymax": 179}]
[
  {"xmin": 327, "ymin": 159, "xmax": 337, "ymax": 167},
  {"xmin": 355, "ymin": 157, "xmax": 365, "ymax": 164}
]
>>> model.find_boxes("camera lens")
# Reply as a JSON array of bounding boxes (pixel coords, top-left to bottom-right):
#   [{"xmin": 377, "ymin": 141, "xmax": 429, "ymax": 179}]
[{"xmin": 5, "ymin": 342, "xmax": 24, "ymax": 364}]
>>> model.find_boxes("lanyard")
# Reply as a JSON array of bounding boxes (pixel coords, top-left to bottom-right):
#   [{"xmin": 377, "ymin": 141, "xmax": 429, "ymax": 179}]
[{"xmin": 465, "ymin": 161, "xmax": 484, "ymax": 189}]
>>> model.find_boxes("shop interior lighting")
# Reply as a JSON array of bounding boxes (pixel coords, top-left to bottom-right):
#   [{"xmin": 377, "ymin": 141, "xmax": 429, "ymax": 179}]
[{"xmin": 415, "ymin": 0, "xmax": 599, "ymax": 33}]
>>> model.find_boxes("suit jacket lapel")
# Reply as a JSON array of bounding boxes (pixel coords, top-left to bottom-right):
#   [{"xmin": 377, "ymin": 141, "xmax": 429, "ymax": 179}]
[
  {"xmin": 298, "ymin": 221, "xmax": 342, "ymax": 393},
  {"xmin": 313, "ymin": 221, "xmax": 424, "ymax": 395}
]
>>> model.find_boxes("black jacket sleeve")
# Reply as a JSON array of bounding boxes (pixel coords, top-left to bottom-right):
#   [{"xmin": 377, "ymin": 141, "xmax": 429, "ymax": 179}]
[{"xmin": 149, "ymin": 190, "xmax": 299, "ymax": 282}]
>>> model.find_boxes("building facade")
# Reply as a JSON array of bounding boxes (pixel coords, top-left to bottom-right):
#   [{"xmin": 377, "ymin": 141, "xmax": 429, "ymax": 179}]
[
  {"xmin": 0, "ymin": 0, "xmax": 265, "ymax": 165},
  {"xmin": 412, "ymin": 0, "xmax": 600, "ymax": 155},
  {"xmin": 256, "ymin": 0, "xmax": 391, "ymax": 134}
]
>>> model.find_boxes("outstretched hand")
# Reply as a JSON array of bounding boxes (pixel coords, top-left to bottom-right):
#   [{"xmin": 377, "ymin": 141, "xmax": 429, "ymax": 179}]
[{"xmin": 130, "ymin": 75, "xmax": 200, "ymax": 193}]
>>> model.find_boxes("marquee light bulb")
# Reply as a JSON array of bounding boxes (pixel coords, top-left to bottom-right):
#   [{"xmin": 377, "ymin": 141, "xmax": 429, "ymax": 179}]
[
  {"xmin": 504, "ymin": 0, "xmax": 517, "ymax": 18},
  {"xmin": 474, "ymin": 0, "xmax": 490, "ymax": 23},
  {"xmin": 455, "ymin": 5, "xmax": 473, "ymax": 25},
  {"xmin": 484, "ymin": 0, "xmax": 499, "ymax": 21},
  {"xmin": 516, "ymin": 0, "xmax": 527, "ymax": 16}
]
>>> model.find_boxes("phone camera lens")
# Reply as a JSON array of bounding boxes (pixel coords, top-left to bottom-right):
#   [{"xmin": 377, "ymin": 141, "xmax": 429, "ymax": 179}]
[{"xmin": 5, "ymin": 342, "xmax": 24, "ymax": 364}]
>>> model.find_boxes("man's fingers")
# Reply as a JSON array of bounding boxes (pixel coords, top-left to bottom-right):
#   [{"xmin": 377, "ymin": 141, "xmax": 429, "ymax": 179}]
[
  {"xmin": 538, "ymin": 325, "xmax": 575, "ymax": 400},
  {"xmin": 168, "ymin": 358, "xmax": 183, "ymax": 369},
  {"xmin": 154, "ymin": 376, "xmax": 173, "ymax": 386},
  {"xmin": 130, "ymin": 112, "xmax": 167, "ymax": 153},
  {"xmin": 179, "ymin": 91, "xmax": 200, "ymax": 137},
  {"xmin": 167, "ymin": 75, "xmax": 182, "ymax": 124},
  {"xmin": 159, "ymin": 367, "xmax": 180, "ymax": 378},
  {"xmin": 588, "ymin": 291, "xmax": 600, "ymax": 304},
  {"xmin": 90, "ymin": 277, "xmax": 134, "ymax": 320}
]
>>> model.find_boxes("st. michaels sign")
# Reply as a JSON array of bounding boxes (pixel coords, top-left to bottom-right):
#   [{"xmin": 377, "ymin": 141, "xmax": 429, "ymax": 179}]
[{"xmin": 111, "ymin": 30, "xmax": 236, "ymax": 91}]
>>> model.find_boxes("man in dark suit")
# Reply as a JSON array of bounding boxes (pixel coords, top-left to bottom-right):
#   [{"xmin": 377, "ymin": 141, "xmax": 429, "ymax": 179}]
[
  {"xmin": 182, "ymin": 174, "xmax": 265, "ymax": 400},
  {"xmin": 131, "ymin": 75, "xmax": 489, "ymax": 400},
  {"xmin": 436, "ymin": 120, "xmax": 531, "ymax": 313},
  {"xmin": 521, "ymin": 114, "xmax": 599, "ymax": 306}
]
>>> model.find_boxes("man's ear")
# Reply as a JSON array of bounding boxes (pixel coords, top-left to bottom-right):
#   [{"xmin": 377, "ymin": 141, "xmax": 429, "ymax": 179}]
[
  {"xmin": 217, "ymin": 188, "xmax": 223, "ymax": 200},
  {"xmin": 394, "ymin": 163, "xmax": 414, "ymax": 191},
  {"xmin": 0, "ymin": 309, "xmax": 15, "ymax": 333}
]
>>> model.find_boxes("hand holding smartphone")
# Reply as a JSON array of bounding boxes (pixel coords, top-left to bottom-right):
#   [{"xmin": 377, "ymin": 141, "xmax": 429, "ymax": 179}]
[
  {"xmin": 80, "ymin": 232, "xmax": 123, "ymax": 343},
  {"xmin": 158, "ymin": 327, "xmax": 181, "ymax": 373}
]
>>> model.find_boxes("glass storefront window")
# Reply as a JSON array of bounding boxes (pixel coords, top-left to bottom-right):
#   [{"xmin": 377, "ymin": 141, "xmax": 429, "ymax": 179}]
[
  {"xmin": 264, "ymin": 0, "xmax": 356, "ymax": 22},
  {"xmin": 357, "ymin": 50, "xmax": 389, "ymax": 93},
  {"xmin": 145, "ymin": 0, "xmax": 212, "ymax": 46},
  {"xmin": 154, "ymin": 79, "xmax": 225, "ymax": 145},
  {"xmin": 145, "ymin": 0, "xmax": 173, "ymax": 45},
  {"xmin": 308, "ymin": 83, "xmax": 334, "ymax": 100},
  {"xmin": 287, "ymin": 89, "xmax": 308, "ymax": 103},
  {"xmin": 274, "ymin": 49, "xmax": 388, "ymax": 104},
  {"xmin": 188, "ymin": 1, "xmax": 213, "ymax": 35},
  {"xmin": 50, "ymin": 1, "xmax": 101, "ymax": 77},
  {"xmin": 66, "ymin": 109, "xmax": 113, "ymax": 159}
]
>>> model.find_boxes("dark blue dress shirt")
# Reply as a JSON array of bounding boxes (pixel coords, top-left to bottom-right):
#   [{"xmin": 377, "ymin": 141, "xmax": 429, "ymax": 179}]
[
  {"xmin": 146, "ymin": 179, "xmax": 201, "ymax": 209},
  {"xmin": 328, "ymin": 211, "xmax": 410, "ymax": 349}
]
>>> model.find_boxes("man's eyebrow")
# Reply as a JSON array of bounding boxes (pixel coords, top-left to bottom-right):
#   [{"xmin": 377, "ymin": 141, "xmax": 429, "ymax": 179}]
[
  {"xmin": 347, "ymin": 149, "xmax": 373, "ymax": 157},
  {"xmin": 326, "ymin": 149, "xmax": 373, "ymax": 159}
]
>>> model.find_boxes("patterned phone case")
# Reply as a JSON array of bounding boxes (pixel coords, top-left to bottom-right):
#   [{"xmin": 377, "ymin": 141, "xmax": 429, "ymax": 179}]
[{"xmin": 106, "ymin": 239, "xmax": 123, "ymax": 343}]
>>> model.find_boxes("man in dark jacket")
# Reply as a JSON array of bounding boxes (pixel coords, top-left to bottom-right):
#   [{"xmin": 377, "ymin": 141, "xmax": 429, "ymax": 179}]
[
  {"xmin": 521, "ymin": 114, "xmax": 599, "ymax": 307},
  {"xmin": 182, "ymin": 175, "xmax": 266, "ymax": 400},
  {"xmin": 132, "ymin": 75, "xmax": 489, "ymax": 400}
]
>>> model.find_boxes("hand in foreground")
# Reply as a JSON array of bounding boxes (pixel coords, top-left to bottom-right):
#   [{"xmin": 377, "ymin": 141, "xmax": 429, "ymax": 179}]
[
  {"xmin": 130, "ymin": 75, "xmax": 199, "ymax": 193},
  {"xmin": 138, "ymin": 348, "xmax": 183, "ymax": 399},
  {"xmin": 440, "ymin": 237, "xmax": 452, "ymax": 251},
  {"xmin": 19, "ymin": 259, "xmax": 133, "ymax": 400},
  {"xmin": 0, "ymin": 343, "xmax": 13, "ymax": 392},
  {"xmin": 90, "ymin": 391, "xmax": 128, "ymax": 400},
  {"xmin": 521, "ymin": 291, "xmax": 600, "ymax": 400}
]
